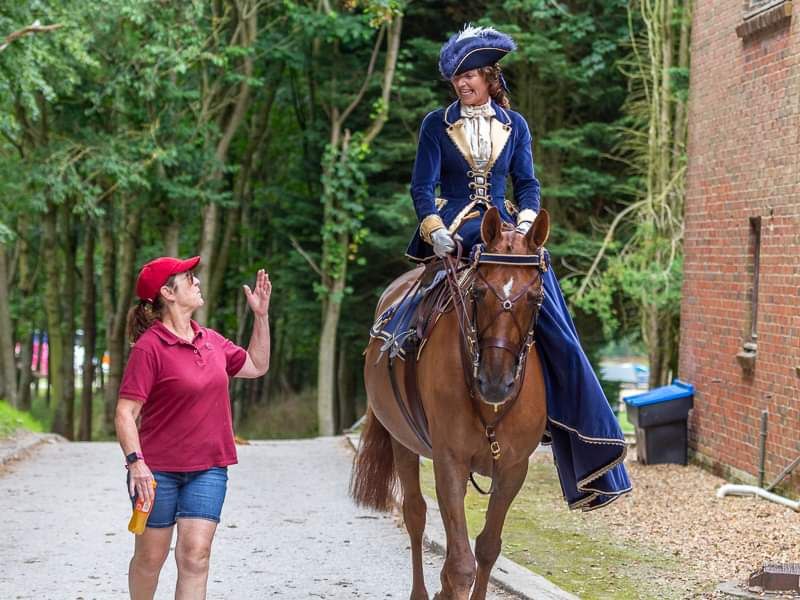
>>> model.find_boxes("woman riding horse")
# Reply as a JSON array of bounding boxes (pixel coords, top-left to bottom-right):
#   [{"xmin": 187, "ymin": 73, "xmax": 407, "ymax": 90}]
[
  {"xmin": 408, "ymin": 25, "xmax": 631, "ymax": 511},
  {"xmin": 353, "ymin": 25, "xmax": 631, "ymax": 600}
]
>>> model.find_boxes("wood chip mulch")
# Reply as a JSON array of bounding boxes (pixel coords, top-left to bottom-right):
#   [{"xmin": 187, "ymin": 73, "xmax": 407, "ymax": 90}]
[{"xmin": 560, "ymin": 451, "xmax": 800, "ymax": 598}]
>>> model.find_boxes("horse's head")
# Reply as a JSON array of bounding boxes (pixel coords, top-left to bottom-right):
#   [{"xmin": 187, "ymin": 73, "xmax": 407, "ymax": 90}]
[{"xmin": 468, "ymin": 206, "xmax": 550, "ymax": 406}]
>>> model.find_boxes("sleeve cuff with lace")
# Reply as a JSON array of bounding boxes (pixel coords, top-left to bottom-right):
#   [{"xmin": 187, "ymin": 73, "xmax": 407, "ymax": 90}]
[
  {"xmin": 420, "ymin": 214, "xmax": 446, "ymax": 244},
  {"xmin": 516, "ymin": 209, "xmax": 538, "ymax": 225}
]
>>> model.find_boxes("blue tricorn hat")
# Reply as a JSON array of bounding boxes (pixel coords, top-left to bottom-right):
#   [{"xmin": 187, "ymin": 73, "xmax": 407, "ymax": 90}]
[{"xmin": 438, "ymin": 24, "xmax": 516, "ymax": 80}]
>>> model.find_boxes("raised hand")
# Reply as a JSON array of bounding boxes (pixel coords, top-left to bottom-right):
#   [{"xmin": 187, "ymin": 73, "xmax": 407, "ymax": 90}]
[{"xmin": 243, "ymin": 269, "xmax": 271, "ymax": 317}]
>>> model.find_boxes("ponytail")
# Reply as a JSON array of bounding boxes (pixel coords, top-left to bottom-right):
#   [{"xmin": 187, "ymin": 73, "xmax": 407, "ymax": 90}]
[
  {"xmin": 126, "ymin": 274, "xmax": 175, "ymax": 344},
  {"xmin": 480, "ymin": 64, "xmax": 510, "ymax": 109},
  {"xmin": 126, "ymin": 300, "xmax": 160, "ymax": 344}
]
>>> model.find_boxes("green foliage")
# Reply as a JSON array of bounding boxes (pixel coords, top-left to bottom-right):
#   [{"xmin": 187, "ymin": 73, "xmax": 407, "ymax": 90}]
[
  {"xmin": 320, "ymin": 137, "xmax": 370, "ymax": 286},
  {"xmin": 0, "ymin": 0, "xmax": 676, "ymax": 434},
  {"xmin": 0, "ymin": 400, "xmax": 44, "ymax": 438},
  {"xmin": 571, "ymin": 0, "xmax": 691, "ymax": 386}
]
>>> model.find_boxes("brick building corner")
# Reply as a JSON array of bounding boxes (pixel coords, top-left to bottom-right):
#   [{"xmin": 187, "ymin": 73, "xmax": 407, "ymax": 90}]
[{"xmin": 681, "ymin": 0, "xmax": 800, "ymax": 487}]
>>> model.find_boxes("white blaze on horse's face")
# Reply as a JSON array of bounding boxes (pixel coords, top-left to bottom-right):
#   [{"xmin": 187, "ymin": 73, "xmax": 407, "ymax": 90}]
[{"xmin": 502, "ymin": 277, "xmax": 514, "ymax": 299}]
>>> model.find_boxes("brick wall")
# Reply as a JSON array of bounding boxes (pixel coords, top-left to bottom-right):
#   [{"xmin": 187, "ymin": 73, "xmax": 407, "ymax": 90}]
[{"xmin": 681, "ymin": 0, "xmax": 800, "ymax": 488}]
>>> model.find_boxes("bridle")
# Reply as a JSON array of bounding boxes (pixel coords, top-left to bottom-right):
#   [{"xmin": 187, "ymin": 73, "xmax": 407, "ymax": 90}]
[
  {"xmin": 468, "ymin": 252, "xmax": 547, "ymax": 393},
  {"xmin": 445, "ymin": 242, "xmax": 549, "ymax": 408},
  {"xmin": 442, "ymin": 241, "xmax": 549, "ymax": 493}
]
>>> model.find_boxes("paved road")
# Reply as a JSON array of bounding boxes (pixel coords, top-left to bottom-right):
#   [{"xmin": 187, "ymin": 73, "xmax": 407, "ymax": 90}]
[{"xmin": 0, "ymin": 437, "xmax": 522, "ymax": 599}]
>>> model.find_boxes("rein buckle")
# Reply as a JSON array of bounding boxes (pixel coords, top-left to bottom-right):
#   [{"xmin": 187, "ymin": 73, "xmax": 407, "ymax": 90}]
[{"xmin": 490, "ymin": 440, "xmax": 501, "ymax": 459}]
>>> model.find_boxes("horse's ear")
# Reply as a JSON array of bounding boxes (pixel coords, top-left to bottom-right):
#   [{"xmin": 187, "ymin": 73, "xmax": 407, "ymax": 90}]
[
  {"xmin": 481, "ymin": 207, "xmax": 502, "ymax": 247},
  {"xmin": 526, "ymin": 209, "xmax": 550, "ymax": 251}
]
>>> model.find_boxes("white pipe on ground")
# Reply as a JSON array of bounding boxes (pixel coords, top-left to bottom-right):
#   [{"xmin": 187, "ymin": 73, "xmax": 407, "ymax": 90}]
[{"xmin": 716, "ymin": 483, "xmax": 800, "ymax": 511}]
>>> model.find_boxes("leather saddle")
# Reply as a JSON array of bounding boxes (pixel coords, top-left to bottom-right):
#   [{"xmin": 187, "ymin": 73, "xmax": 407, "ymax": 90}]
[{"xmin": 369, "ymin": 261, "xmax": 452, "ymax": 362}]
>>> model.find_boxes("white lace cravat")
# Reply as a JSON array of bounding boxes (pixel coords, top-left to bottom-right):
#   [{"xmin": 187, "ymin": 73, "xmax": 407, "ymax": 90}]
[{"xmin": 460, "ymin": 101, "xmax": 495, "ymax": 171}]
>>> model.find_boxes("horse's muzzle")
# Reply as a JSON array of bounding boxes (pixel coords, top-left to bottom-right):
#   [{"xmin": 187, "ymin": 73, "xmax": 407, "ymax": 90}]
[{"xmin": 476, "ymin": 371, "xmax": 516, "ymax": 406}]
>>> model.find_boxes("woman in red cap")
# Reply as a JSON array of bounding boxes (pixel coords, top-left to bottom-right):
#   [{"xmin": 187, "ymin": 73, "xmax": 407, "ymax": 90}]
[{"xmin": 115, "ymin": 255, "xmax": 271, "ymax": 599}]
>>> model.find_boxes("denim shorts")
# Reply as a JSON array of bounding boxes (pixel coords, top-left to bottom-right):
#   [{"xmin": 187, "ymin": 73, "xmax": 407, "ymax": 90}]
[{"xmin": 128, "ymin": 467, "xmax": 228, "ymax": 528}]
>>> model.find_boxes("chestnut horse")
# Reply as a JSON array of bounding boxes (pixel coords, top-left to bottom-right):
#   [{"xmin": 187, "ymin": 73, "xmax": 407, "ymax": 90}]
[{"xmin": 351, "ymin": 207, "xmax": 550, "ymax": 600}]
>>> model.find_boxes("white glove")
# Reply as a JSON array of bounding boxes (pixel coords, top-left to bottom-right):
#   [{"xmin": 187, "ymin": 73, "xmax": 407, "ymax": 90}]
[
  {"xmin": 431, "ymin": 228, "xmax": 455, "ymax": 258},
  {"xmin": 515, "ymin": 220, "xmax": 533, "ymax": 235}
]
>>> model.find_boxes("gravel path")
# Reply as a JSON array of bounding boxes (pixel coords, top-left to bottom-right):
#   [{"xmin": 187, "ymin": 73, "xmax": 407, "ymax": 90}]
[{"xmin": 0, "ymin": 437, "xmax": 522, "ymax": 599}]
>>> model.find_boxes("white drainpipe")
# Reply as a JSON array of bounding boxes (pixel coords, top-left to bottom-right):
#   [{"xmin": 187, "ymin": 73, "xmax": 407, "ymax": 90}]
[{"xmin": 716, "ymin": 484, "xmax": 800, "ymax": 511}]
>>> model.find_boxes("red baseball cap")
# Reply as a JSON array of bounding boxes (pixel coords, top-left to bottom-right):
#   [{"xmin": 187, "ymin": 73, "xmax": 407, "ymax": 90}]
[{"xmin": 135, "ymin": 256, "xmax": 201, "ymax": 302}]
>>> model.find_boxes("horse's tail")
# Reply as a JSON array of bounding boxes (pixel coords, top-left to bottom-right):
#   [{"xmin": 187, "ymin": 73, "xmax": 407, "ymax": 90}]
[{"xmin": 349, "ymin": 408, "xmax": 398, "ymax": 512}]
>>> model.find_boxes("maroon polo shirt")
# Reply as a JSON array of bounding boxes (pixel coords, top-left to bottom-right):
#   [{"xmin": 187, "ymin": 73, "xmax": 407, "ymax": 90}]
[{"xmin": 119, "ymin": 320, "xmax": 247, "ymax": 471}]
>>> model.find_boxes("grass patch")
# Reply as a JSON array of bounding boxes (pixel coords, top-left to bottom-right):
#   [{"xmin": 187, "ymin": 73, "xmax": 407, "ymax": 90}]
[
  {"xmin": 617, "ymin": 410, "xmax": 634, "ymax": 434},
  {"xmin": 420, "ymin": 460, "xmax": 688, "ymax": 600},
  {"xmin": 28, "ymin": 385, "xmax": 52, "ymax": 431},
  {"xmin": 27, "ymin": 384, "xmax": 117, "ymax": 441},
  {"xmin": 0, "ymin": 400, "xmax": 44, "ymax": 438},
  {"xmin": 236, "ymin": 391, "xmax": 318, "ymax": 439}
]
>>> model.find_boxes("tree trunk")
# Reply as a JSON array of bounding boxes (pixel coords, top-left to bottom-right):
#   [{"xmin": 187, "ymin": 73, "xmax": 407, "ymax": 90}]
[
  {"xmin": 207, "ymin": 207, "xmax": 239, "ymax": 316},
  {"xmin": 164, "ymin": 221, "xmax": 180, "ymax": 257},
  {"xmin": 196, "ymin": 203, "xmax": 219, "ymax": 325},
  {"xmin": 645, "ymin": 305, "xmax": 673, "ymax": 389},
  {"xmin": 101, "ymin": 206, "xmax": 141, "ymax": 434},
  {"xmin": 0, "ymin": 244, "xmax": 17, "ymax": 407},
  {"xmin": 14, "ymin": 215, "xmax": 36, "ymax": 410},
  {"xmin": 42, "ymin": 207, "xmax": 66, "ymax": 435},
  {"xmin": 79, "ymin": 226, "xmax": 96, "ymax": 441},
  {"xmin": 100, "ymin": 220, "xmax": 115, "ymax": 431},
  {"xmin": 60, "ymin": 203, "xmax": 77, "ymax": 440},
  {"xmin": 659, "ymin": 0, "xmax": 674, "ymax": 189},
  {"xmin": 317, "ymin": 270, "xmax": 346, "ymax": 436},
  {"xmin": 672, "ymin": 1, "xmax": 692, "ymax": 162},
  {"xmin": 17, "ymin": 333, "xmax": 34, "ymax": 411},
  {"xmin": 336, "ymin": 338, "xmax": 355, "ymax": 432}
]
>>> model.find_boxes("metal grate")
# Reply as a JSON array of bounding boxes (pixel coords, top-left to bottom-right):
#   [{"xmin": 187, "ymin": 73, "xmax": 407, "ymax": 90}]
[{"xmin": 749, "ymin": 563, "xmax": 800, "ymax": 593}]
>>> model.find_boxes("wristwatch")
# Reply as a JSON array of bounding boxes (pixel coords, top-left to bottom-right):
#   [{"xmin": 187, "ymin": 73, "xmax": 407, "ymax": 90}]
[{"xmin": 125, "ymin": 451, "xmax": 144, "ymax": 465}]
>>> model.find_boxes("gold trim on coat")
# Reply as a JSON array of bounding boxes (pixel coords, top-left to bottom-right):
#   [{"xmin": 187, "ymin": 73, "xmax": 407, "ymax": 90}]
[
  {"xmin": 445, "ymin": 120, "xmax": 477, "ymax": 171},
  {"xmin": 420, "ymin": 214, "xmax": 445, "ymax": 244},
  {"xmin": 444, "ymin": 116, "xmax": 513, "ymax": 174},
  {"xmin": 448, "ymin": 201, "xmax": 483, "ymax": 235},
  {"xmin": 486, "ymin": 118, "xmax": 512, "ymax": 172}
]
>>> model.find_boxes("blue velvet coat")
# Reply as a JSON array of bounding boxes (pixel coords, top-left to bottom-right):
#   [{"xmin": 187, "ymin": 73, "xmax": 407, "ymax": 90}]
[
  {"xmin": 406, "ymin": 100, "xmax": 541, "ymax": 261},
  {"xmin": 401, "ymin": 100, "xmax": 632, "ymax": 510}
]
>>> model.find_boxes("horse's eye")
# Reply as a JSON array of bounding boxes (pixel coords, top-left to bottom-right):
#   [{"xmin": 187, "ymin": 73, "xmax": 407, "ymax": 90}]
[
  {"xmin": 527, "ymin": 287, "xmax": 543, "ymax": 304},
  {"xmin": 472, "ymin": 285, "xmax": 487, "ymax": 300}
]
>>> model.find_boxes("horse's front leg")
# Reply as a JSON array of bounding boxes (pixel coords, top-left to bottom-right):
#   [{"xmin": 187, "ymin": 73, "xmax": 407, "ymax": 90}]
[
  {"xmin": 432, "ymin": 452, "xmax": 474, "ymax": 600},
  {"xmin": 470, "ymin": 459, "xmax": 529, "ymax": 600},
  {"xmin": 391, "ymin": 438, "xmax": 430, "ymax": 600}
]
